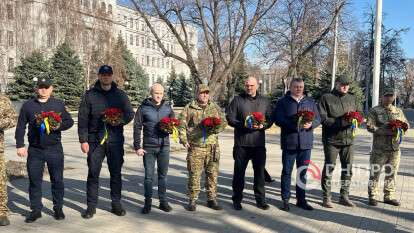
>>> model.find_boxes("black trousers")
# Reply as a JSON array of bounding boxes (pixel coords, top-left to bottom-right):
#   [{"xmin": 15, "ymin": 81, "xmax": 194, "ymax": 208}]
[
  {"xmin": 321, "ymin": 144, "xmax": 354, "ymax": 198},
  {"xmin": 27, "ymin": 145, "xmax": 64, "ymax": 211},
  {"xmin": 232, "ymin": 146, "xmax": 266, "ymax": 204},
  {"xmin": 86, "ymin": 142, "xmax": 124, "ymax": 208}
]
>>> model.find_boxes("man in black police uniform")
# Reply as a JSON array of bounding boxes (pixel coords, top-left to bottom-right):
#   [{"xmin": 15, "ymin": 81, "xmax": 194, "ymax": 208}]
[
  {"xmin": 78, "ymin": 65, "xmax": 134, "ymax": 219},
  {"xmin": 15, "ymin": 75, "xmax": 74, "ymax": 223}
]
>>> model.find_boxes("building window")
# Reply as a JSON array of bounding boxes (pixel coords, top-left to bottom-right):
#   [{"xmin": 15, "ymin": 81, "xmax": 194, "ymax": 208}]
[
  {"xmin": 129, "ymin": 18, "xmax": 133, "ymax": 28},
  {"xmin": 108, "ymin": 4, "xmax": 112, "ymax": 14},
  {"xmin": 141, "ymin": 23, "xmax": 145, "ymax": 31},
  {"xmin": 124, "ymin": 16, "xmax": 127, "ymax": 25},
  {"xmin": 152, "ymin": 40, "xmax": 156, "ymax": 50},
  {"xmin": 146, "ymin": 56, "xmax": 150, "ymax": 66},
  {"xmin": 166, "ymin": 60, "xmax": 169, "ymax": 69},
  {"xmin": 146, "ymin": 38, "xmax": 150, "ymax": 48},
  {"xmin": 7, "ymin": 31, "xmax": 13, "ymax": 46},
  {"xmin": 141, "ymin": 37, "xmax": 145, "ymax": 47},
  {"xmin": 152, "ymin": 57, "xmax": 155, "ymax": 67},
  {"xmin": 47, "ymin": 25, "xmax": 56, "ymax": 47},
  {"xmin": 82, "ymin": 31, "xmax": 89, "ymax": 52},
  {"xmin": 100, "ymin": 2, "xmax": 106, "ymax": 13},
  {"xmin": 141, "ymin": 56, "xmax": 145, "ymax": 66},
  {"xmin": 83, "ymin": 0, "xmax": 90, "ymax": 9},
  {"xmin": 7, "ymin": 4, "xmax": 14, "ymax": 20},
  {"xmin": 130, "ymin": 34, "xmax": 133, "ymax": 45},
  {"xmin": 136, "ymin": 36, "xmax": 139, "ymax": 46},
  {"xmin": 92, "ymin": 0, "xmax": 97, "ymax": 9},
  {"xmin": 8, "ymin": 58, "xmax": 14, "ymax": 72},
  {"xmin": 157, "ymin": 58, "xmax": 160, "ymax": 68}
]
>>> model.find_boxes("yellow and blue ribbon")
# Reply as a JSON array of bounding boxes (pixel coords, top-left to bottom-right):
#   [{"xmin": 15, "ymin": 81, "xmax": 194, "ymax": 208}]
[
  {"xmin": 395, "ymin": 128, "xmax": 404, "ymax": 144},
  {"xmin": 202, "ymin": 127, "xmax": 207, "ymax": 144},
  {"xmin": 244, "ymin": 115, "xmax": 253, "ymax": 129},
  {"xmin": 100, "ymin": 125, "xmax": 108, "ymax": 145},
  {"xmin": 351, "ymin": 119, "xmax": 358, "ymax": 138},
  {"xmin": 39, "ymin": 118, "xmax": 51, "ymax": 136},
  {"xmin": 171, "ymin": 127, "xmax": 179, "ymax": 143}
]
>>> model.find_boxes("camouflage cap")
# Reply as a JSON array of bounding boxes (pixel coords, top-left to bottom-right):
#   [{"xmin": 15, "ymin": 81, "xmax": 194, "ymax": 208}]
[
  {"xmin": 383, "ymin": 87, "xmax": 395, "ymax": 96},
  {"xmin": 198, "ymin": 84, "xmax": 210, "ymax": 93},
  {"xmin": 335, "ymin": 74, "xmax": 352, "ymax": 85}
]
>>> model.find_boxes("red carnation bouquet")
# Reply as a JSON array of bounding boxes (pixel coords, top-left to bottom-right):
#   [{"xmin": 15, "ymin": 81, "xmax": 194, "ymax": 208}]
[
  {"xmin": 101, "ymin": 108, "xmax": 124, "ymax": 144},
  {"xmin": 344, "ymin": 111, "xmax": 364, "ymax": 137},
  {"xmin": 388, "ymin": 119, "xmax": 408, "ymax": 144},
  {"xmin": 200, "ymin": 116, "xmax": 222, "ymax": 143},
  {"xmin": 245, "ymin": 112, "xmax": 265, "ymax": 129},
  {"xmin": 201, "ymin": 117, "xmax": 221, "ymax": 131},
  {"xmin": 102, "ymin": 108, "xmax": 124, "ymax": 126},
  {"xmin": 35, "ymin": 111, "xmax": 62, "ymax": 135},
  {"xmin": 159, "ymin": 117, "xmax": 180, "ymax": 134},
  {"xmin": 296, "ymin": 110, "xmax": 315, "ymax": 129}
]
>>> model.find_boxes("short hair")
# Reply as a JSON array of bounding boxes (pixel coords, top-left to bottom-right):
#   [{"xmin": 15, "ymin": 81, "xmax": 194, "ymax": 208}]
[
  {"xmin": 290, "ymin": 78, "xmax": 304, "ymax": 86},
  {"xmin": 245, "ymin": 76, "xmax": 258, "ymax": 85},
  {"xmin": 150, "ymin": 83, "xmax": 164, "ymax": 94}
]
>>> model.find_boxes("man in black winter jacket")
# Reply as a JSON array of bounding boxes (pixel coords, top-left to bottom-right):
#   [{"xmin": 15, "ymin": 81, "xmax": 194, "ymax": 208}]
[
  {"xmin": 133, "ymin": 83, "xmax": 174, "ymax": 214},
  {"xmin": 78, "ymin": 65, "xmax": 134, "ymax": 219},
  {"xmin": 15, "ymin": 75, "xmax": 74, "ymax": 223},
  {"xmin": 226, "ymin": 76, "xmax": 273, "ymax": 211}
]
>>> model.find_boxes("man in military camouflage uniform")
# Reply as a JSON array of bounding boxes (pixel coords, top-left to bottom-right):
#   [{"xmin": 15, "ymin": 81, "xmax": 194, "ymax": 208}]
[
  {"xmin": 366, "ymin": 88, "xmax": 409, "ymax": 206},
  {"xmin": 178, "ymin": 84, "xmax": 227, "ymax": 211},
  {"xmin": 318, "ymin": 74, "xmax": 363, "ymax": 208},
  {"xmin": 0, "ymin": 94, "xmax": 17, "ymax": 226}
]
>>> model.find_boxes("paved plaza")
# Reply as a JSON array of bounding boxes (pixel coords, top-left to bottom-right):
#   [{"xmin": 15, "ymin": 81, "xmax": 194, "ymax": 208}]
[{"xmin": 1, "ymin": 124, "xmax": 414, "ymax": 233}]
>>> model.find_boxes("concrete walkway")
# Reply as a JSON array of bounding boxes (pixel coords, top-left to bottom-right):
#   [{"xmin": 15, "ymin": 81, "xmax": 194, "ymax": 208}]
[{"xmin": 2, "ymin": 126, "xmax": 414, "ymax": 233}]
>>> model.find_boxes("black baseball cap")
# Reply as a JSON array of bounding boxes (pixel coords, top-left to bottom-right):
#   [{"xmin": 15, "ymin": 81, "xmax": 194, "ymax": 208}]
[
  {"xmin": 35, "ymin": 74, "xmax": 52, "ymax": 88},
  {"xmin": 98, "ymin": 65, "xmax": 113, "ymax": 75}
]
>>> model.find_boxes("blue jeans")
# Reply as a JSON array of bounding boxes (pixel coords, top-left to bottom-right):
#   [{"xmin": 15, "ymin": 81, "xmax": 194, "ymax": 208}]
[
  {"xmin": 143, "ymin": 146, "xmax": 170, "ymax": 202},
  {"xmin": 281, "ymin": 149, "xmax": 311, "ymax": 202}
]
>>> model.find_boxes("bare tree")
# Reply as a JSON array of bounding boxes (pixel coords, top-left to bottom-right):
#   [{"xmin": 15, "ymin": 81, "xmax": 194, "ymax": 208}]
[
  {"xmin": 400, "ymin": 59, "xmax": 414, "ymax": 108},
  {"xmin": 129, "ymin": 0, "xmax": 277, "ymax": 95},
  {"xmin": 256, "ymin": 0, "xmax": 346, "ymax": 91}
]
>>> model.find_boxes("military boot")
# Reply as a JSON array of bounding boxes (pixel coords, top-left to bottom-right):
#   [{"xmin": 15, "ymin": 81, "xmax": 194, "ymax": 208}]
[
  {"xmin": 207, "ymin": 200, "xmax": 222, "ymax": 210},
  {"xmin": 187, "ymin": 200, "xmax": 196, "ymax": 211},
  {"xmin": 0, "ymin": 216, "xmax": 10, "ymax": 226},
  {"xmin": 339, "ymin": 196, "xmax": 355, "ymax": 207},
  {"xmin": 322, "ymin": 197, "xmax": 334, "ymax": 208}
]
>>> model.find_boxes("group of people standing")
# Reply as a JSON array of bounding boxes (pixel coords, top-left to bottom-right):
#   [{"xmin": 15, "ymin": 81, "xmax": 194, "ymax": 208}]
[{"xmin": 0, "ymin": 64, "xmax": 409, "ymax": 226}]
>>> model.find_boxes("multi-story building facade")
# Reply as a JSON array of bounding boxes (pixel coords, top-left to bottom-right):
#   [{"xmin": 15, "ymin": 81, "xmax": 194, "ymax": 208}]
[
  {"xmin": 0, "ymin": 0, "xmax": 197, "ymax": 92},
  {"xmin": 116, "ymin": 0, "xmax": 197, "ymax": 84}
]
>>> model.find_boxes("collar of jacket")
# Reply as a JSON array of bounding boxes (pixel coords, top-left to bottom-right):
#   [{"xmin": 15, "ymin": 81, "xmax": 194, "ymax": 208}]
[
  {"xmin": 240, "ymin": 92, "xmax": 260, "ymax": 100},
  {"xmin": 285, "ymin": 91, "xmax": 309, "ymax": 102},
  {"xmin": 142, "ymin": 98, "xmax": 170, "ymax": 109},
  {"xmin": 189, "ymin": 100, "xmax": 211, "ymax": 110},
  {"xmin": 93, "ymin": 80, "xmax": 117, "ymax": 93},
  {"xmin": 332, "ymin": 89, "xmax": 352, "ymax": 97},
  {"xmin": 34, "ymin": 97, "xmax": 51, "ymax": 104}
]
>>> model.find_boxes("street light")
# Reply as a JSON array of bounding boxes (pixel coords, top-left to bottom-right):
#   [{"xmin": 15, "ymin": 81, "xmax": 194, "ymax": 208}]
[{"xmin": 259, "ymin": 79, "xmax": 263, "ymax": 94}]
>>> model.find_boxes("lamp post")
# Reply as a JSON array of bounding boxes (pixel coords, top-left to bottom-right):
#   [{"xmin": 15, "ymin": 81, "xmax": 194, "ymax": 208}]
[
  {"xmin": 259, "ymin": 79, "xmax": 263, "ymax": 94},
  {"xmin": 372, "ymin": 0, "xmax": 383, "ymax": 107}
]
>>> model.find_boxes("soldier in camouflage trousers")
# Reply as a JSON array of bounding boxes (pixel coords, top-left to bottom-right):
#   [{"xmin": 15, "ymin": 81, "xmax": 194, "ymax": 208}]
[
  {"xmin": 178, "ymin": 84, "xmax": 227, "ymax": 211},
  {"xmin": 0, "ymin": 94, "xmax": 17, "ymax": 226},
  {"xmin": 366, "ymin": 88, "xmax": 409, "ymax": 206}
]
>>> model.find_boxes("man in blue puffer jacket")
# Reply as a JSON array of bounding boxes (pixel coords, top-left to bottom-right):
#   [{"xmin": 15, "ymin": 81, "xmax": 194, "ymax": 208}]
[
  {"xmin": 133, "ymin": 83, "xmax": 175, "ymax": 214},
  {"xmin": 273, "ymin": 78, "xmax": 320, "ymax": 211}
]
